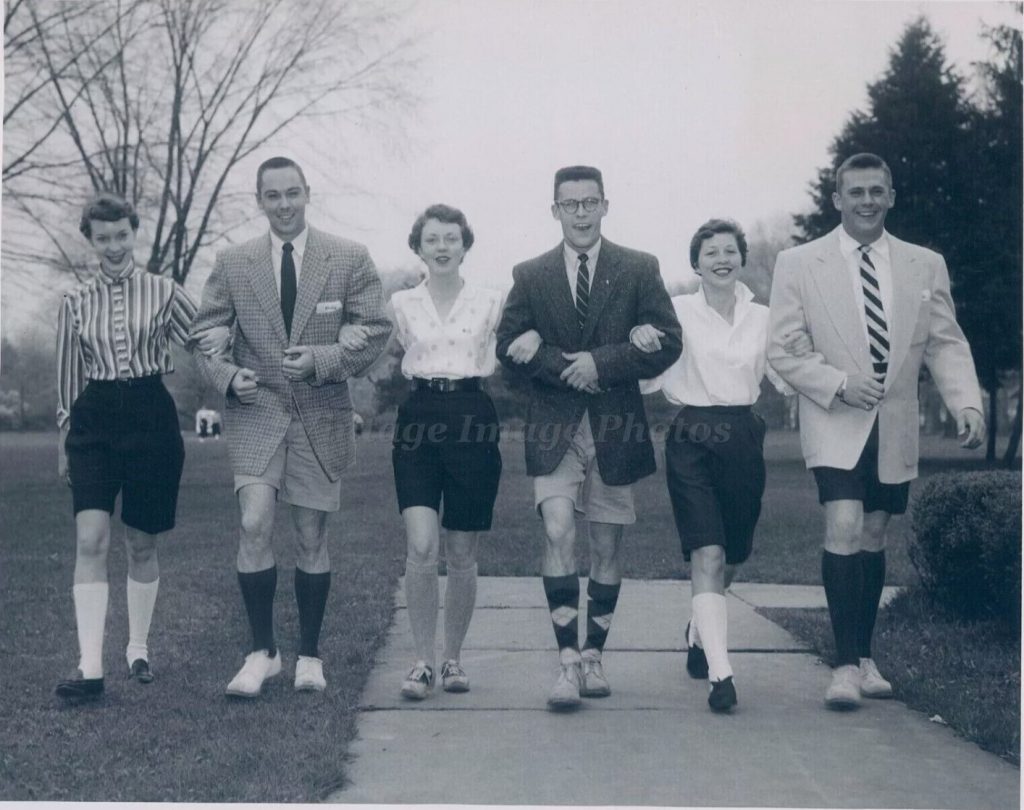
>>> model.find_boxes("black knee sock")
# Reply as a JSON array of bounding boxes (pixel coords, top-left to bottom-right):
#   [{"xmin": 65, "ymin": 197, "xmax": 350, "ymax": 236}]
[
  {"xmin": 295, "ymin": 568, "xmax": 331, "ymax": 657},
  {"xmin": 821, "ymin": 551, "xmax": 862, "ymax": 667},
  {"xmin": 238, "ymin": 566, "xmax": 277, "ymax": 655},
  {"xmin": 543, "ymin": 574, "xmax": 580, "ymax": 655},
  {"xmin": 582, "ymin": 579, "xmax": 621, "ymax": 654},
  {"xmin": 858, "ymin": 550, "xmax": 886, "ymax": 659}
]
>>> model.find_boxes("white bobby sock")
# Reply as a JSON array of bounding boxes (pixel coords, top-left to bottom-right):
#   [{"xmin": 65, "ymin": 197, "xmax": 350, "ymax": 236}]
[
  {"xmin": 404, "ymin": 559, "xmax": 439, "ymax": 669},
  {"xmin": 443, "ymin": 563, "xmax": 477, "ymax": 662},
  {"xmin": 126, "ymin": 577, "xmax": 159, "ymax": 666},
  {"xmin": 692, "ymin": 592, "xmax": 732, "ymax": 682},
  {"xmin": 688, "ymin": 611, "xmax": 703, "ymax": 647},
  {"xmin": 73, "ymin": 582, "xmax": 109, "ymax": 678}
]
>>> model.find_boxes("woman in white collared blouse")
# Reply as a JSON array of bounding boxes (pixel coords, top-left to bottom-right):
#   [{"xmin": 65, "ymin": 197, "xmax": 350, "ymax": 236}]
[
  {"xmin": 346, "ymin": 204, "xmax": 504, "ymax": 700},
  {"xmin": 633, "ymin": 218, "xmax": 808, "ymax": 713}
]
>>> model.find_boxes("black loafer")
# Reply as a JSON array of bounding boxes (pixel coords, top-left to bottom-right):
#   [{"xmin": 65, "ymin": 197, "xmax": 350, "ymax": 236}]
[
  {"xmin": 685, "ymin": 621, "xmax": 709, "ymax": 679},
  {"xmin": 128, "ymin": 659, "xmax": 154, "ymax": 684},
  {"xmin": 708, "ymin": 676, "xmax": 737, "ymax": 713},
  {"xmin": 56, "ymin": 669, "xmax": 104, "ymax": 700}
]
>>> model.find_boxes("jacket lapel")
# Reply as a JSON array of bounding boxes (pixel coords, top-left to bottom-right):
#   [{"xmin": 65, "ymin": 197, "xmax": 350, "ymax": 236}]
[
  {"xmin": 580, "ymin": 239, "xmax": 619, "ymax": 345},
  {"xmin": 884, "ymin": 236, "xmax": 923, "ymax": 387},
  {"xmin": 246, "ymin": 235, "xmax": 288, "ymax": 344},
  {"xmin": 290, "ymin": 228, "xmax": 331, "ymax": 341},
  {"xmin": 810, "ymin": 228, "xmax": 872, "ymax": 373}
]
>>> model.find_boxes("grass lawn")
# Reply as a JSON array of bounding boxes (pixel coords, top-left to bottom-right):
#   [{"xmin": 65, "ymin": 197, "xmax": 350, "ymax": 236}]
[{"xmin": 0, "ymin": 427, "xmax": 1004, "ymax": 800}]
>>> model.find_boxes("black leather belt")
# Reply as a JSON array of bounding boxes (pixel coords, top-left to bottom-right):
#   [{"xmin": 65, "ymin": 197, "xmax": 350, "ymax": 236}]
[{"xmin": 412, "ymin": 377, "xmax": 481, "ymax": 393}]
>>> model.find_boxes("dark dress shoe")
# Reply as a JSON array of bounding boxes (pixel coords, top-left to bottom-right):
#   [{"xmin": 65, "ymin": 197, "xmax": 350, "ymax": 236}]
[
  {"xmin": 128, "ymin": 659, "xmax": 154, "ymax": 684},
  {"xmin": 708, "ymin": 676, "xmax": 737, "ymax": 713},
  {"xmin": 56, "ymin": 669, "xmax": 104, "ymax": 700},
  {"xmin": 685, "ymin": 621, "xmax": 709, "ymax": 679}
]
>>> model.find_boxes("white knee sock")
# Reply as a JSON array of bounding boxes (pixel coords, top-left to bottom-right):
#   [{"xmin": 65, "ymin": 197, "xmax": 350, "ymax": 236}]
[
  {"xmin": 692, "ymin": 592, "xmax": 732, "ymax": 682},
  {"xmin": 688, "ymin": 612, "xmax": 702, "ymax": 647},
  {"xmin": 126, "ymin": 577, "xmax": 159, "ymax": 666},
  {"xmin": 404, "ymin": 559, "xmax": 439, "ymax": 668},
  {"xmin": 443, "ymin": 563, "xmax": 477, "ymax": 661},
  {"xmin": 73, "ymin": 582, "xmax": 109, "ymax": 678}
]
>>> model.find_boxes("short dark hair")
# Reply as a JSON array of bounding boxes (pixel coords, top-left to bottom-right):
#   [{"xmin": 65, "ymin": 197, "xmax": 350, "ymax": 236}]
[
  {"xmin": 256, "ymin": 156, "xmax": 308, "ymax": 194},
  {"xmin": 79, "ymin": 192, "xmax": 140, "ymax": 239},
  {"xmin": 689, "ymin": 218, "xmax": 748, "ymax": 269},
  {"xmin": 408, "ymin": 204, "xmax": 475, "ymax": 253},
  {"xmin": 834, "ymin": 153, "xmax": 892, "ymax": 192},
  {"xmin": 553, "ymin": 165, "xmax": 604, "ymax": 199}
]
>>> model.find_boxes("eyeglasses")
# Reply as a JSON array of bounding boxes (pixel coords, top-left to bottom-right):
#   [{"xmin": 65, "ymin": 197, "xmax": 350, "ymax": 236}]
[{"xmin": 554, "ymin": 197, "xmax": 603, "ymax": 214}]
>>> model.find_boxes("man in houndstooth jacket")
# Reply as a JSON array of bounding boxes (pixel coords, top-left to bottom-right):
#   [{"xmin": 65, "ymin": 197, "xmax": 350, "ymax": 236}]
[{"xmin": 190, "ymin": 156, "xmax": 390, "ymax": 699}]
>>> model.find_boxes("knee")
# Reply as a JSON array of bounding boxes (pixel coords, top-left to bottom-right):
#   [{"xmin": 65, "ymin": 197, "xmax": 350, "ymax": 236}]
[
  {"xmin": 692, "ymin": 546, "xmax": 726, "ymax": 579},
  {"xmin": 126, "ymin": 533, "xmax": 158, "ymax": 565},
  {"xmin": 407, "ymin": 534, "xmax": 439, "ymax": 567},
  {"xmin": 239, "ymin": 508, "xmax": 273, "ymax": 547},
  {"xmin": 542, "ymin": 513, "xmax": 576, "ymax": 548},
  {"xmin": 445, "ymin": 534, "xmax": 477, "ymax": 569},
  {"xmin": 826, "ymin": 512, "xmax": 861, "ymax": 550},
  {"xmin": 76, "ymin": 526, "xmax": 110, "ymax": 560}
]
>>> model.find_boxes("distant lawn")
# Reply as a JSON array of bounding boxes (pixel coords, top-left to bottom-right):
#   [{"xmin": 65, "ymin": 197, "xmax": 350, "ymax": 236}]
[{"xmin": 0, "ymin": 427, "xmax": 1001, "ymax": 801}]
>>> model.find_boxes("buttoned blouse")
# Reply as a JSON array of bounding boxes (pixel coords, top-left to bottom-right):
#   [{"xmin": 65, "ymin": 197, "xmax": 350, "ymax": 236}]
[
  {"xmin": 56, "ymin": 264, "xmax": 198, "ymax": 428},
  {"xmin": 642, "ymin": 282, "xmax": 791, "ymax": 406},
  {"xmin": 837, "ymin": 228, "xmax": 894, "ymax": 337},
  {"xmin": 390, "ymin": 280, "xmax": 506, "ymax": 380}
]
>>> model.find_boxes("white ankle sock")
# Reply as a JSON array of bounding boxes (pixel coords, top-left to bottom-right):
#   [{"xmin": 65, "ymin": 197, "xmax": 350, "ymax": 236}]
[
  {"xmin": 404, "ymin": 559, "xmax": 439, "ymax": 668},
  {"xmin": 688, "ymin": 613, "xmax": 702, "ymax": 647},
  {"xmin": 692, "ymin": 592, "xmax": 732, "ymax": 682},
  {"xmin": 443, "ymin": 563, "xmax": 477, "ymax": 662},
  {"xmin": 73, "ymin": 582, "xmax": 109, "ymax": 678},
  {"xmin": 126, "ymin": 577, "xmax": 159, "ymax": 666}
]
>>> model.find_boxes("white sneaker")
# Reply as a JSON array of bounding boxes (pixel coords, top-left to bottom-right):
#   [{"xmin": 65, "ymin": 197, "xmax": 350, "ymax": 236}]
[
  {"xmin": 294, "ymin": 655, "xmax": 327, "ymax": 692},
  {"xmin": 440, "ymin": 659, "xmax": 470, "ymax": 693},
  {"xmin": 824, "ymin": 664, "xmax": 862, "ymax": 710},
  {"xmin": 859, "ymin": 657, "xmax": 893, "ymax": 699},
  {"xmin": 547, "ymin": 663, "xmax": 583, "ymax": 710},
  {"xmin": 400, "ymin": 661, "xmax": 435, "ymax": 700},
  {"xmin": 580, "ymin": 650, "xmax": 611, "ymax": 698},
  {"xmin": 226, "ymin": 650, "xmax": 282, "ymax": 698}
]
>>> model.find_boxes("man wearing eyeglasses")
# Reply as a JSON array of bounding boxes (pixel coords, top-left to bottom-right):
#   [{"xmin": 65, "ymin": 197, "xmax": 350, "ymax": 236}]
[{"xmin": 496, "ymin": 165, "xmax": 681, "ymax": 710}]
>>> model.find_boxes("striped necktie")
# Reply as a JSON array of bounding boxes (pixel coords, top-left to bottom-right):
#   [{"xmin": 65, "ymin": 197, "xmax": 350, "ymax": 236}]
[
  {"xmin": 575, "ymin": 252, "xmax": 590, "ymax": 329},
  {"xmin": 859, "ymin": 245, "xmax": 889, "ymax": 380}
]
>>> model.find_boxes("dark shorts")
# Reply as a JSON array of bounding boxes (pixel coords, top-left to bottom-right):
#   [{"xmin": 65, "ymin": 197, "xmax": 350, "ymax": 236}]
[
  {"xmin": 392, "ymin": 388, "xmax": 502, "ymax": 532},
  {"xmin": 664, "ymin": 405, "xmax": 766, "ymax": 566},
  {"xmin": 66, "ymin": 377, "xmax": 185, "ymax": 535},
  {"xmin": 812, "ymin": 418, "xmax": 910, "ymax": 515}
]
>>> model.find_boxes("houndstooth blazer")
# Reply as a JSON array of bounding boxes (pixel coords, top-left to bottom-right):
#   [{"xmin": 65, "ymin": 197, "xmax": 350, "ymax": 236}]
[{"xmin": 190, "ymin": 227, "xmax": 391, "ymax": 480}]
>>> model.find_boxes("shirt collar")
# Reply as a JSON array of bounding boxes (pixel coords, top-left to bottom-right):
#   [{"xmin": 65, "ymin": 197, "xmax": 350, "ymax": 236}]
[
  {"xmin": 838, "ymin": 227, "xmax": 890, "ymax": 261},
  {"xmin": 696, "ymin": 279, "xmax": 755, "ymax": 316},
  {"xmin": 96, "ymin": 259, "xmax": 139, "ymax": 285},
  {"xmin": 270, "ymin": 226, "xmax": 309, "ymax": 258},
  {"xmin": 563, "ymin": 238, "xmax": 601, "ymax": 269}
]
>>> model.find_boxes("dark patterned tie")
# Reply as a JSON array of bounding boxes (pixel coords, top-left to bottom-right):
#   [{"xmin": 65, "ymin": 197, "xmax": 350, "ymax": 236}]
[
  {"xmin": 281, "ymin": 242, "xmax": 296, "ymax": 337},
  {"xmin": 575, "ymin": 252, "xmax": 590, "ymax": 329},
  {"xmin": 859, "ymin": 245, "xmax": 889, "ymax": 380}
]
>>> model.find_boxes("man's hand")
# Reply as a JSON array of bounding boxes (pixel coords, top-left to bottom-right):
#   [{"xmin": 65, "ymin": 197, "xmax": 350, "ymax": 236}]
[
  {"xmin": 507, "ymin": 330, "xmax": 542, "ymax": 364},
  {"xmin": 338, "ymin": 324, "xmax": 370, "ymax": 351},
  {"xmin": 230, "ymin": 368, "xmax": 259, "ymax": 405},
  {"xmin": 561, "ymin": 351, "xmax": 600, "ymax": 393},
  {"xmin": 781, "ymin": 330, "xmax": 812, "ymax": 357},
  {"xmin": 282, "ymin": 346, "xmax": 316, "ymax": 382},
  {"xmin": 630, "ymin": 324, "xmax": 664, "ymax": 354},
  {"xmin": 840, "ymin": 373, "xmax": 885, "ymax": 410},
  {"xmin": 957, "ymin": 407, "xmax": 986, "ymax": 449},
  {"xmin": 57, "ymin": 424, "xmax": 70, "ymax": 486},
  {"xmin": 195, "ymin": 326, "xmax": 232, "ymax": 357}
]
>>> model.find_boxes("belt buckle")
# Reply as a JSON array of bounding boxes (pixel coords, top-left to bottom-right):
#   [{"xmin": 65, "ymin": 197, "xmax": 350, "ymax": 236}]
[{"xmin": 429, "ymin": 377, "xmax": 449, "ymax": 392}]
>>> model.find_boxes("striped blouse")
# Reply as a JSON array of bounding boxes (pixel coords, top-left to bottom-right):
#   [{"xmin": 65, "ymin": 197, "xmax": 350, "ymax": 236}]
[{"xmin": 56, "ymin": 265, "xmax": 198, "ymax": 428}]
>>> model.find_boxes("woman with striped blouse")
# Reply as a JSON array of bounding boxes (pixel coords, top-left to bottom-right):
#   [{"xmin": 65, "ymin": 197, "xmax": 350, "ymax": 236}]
[{"xmin": 54, "ymin": 192, "xmax": 197, "ymax": 700}]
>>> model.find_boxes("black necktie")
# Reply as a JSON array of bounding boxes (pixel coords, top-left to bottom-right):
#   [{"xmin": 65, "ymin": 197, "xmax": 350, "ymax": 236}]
[
  {"xmin": 281, "ymin": 242, "xmax": 296, "ymax": 337},
  {"xmin": 575, "ymin": 252, "xmax": 590, "ymax": 329}
]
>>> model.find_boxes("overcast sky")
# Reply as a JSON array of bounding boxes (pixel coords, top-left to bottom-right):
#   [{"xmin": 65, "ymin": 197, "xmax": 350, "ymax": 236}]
[{"xmin": 3, "ymin": 0, "xmax": 1019, "ymax": 335}]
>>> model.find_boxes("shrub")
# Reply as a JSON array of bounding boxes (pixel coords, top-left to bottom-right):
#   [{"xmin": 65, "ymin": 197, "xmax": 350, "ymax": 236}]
[{"xmin": 910, "ymin": 471, "xmax": 1021, "ymax": 630}]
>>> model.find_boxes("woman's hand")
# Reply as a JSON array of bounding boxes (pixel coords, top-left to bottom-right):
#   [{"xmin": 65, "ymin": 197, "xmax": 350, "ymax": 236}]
[
  {"xmin": 339, "ymin": 323, "xmax": 370, "ymax": 351},
  {"xmin": 781, "ymin": 330, "xmax": 813, "ymax": 357},
  {"xmin": 630, "ymin": 324, "xmax": 664, "ymax": 354},
  {"xmin": 507, "ymin": 329, "xmax": 542, "ymax": 364},
  {"xmin": 196, "ymin": 326, "xmax": 232, "ymax": 357}
]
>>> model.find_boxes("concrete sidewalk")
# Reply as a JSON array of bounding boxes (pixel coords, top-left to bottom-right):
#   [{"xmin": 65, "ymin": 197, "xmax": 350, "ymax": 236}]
[{"xmin": 329, "ymin": 577, "xmax": 1018, "ymax": 808}]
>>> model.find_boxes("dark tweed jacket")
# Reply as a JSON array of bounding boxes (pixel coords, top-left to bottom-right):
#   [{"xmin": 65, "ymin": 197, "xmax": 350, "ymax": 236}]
[{"xmin": 496, "ymin": 239, "xmax": 681, "ymax": 485}]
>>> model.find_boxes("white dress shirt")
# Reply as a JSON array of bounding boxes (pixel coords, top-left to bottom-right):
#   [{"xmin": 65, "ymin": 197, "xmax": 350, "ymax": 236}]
[
  {"xmin": 391, "ymin": 279, "xmax": 506, "ymax": 380},
  {"xmin": 562, "ymin": 239, "xmax": 602, "ymax": 307},
  {"xmin": 642, "ymin": 282, "xmax": 791, "ymax": 406},
  {"xmin": 269, "ymin": 227, "xmax": 308, "ymax": 294},
  {"xmin": 837, "ymin": 228, "xmax": 894, "ymax": 338}
]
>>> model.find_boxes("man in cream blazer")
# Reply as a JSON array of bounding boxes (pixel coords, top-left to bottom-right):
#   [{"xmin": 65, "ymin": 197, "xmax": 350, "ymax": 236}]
[{"xmin": 768, "ymin": 153, "xmax": 984, "ymax": 709}]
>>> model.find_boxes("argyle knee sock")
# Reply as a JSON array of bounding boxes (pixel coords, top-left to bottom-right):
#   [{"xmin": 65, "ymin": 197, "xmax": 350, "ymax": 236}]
[
  {"xmin": 543, "ymin": 574, "xmax": 580, "ymax": 663},
  {"xmin": 238, "ymin": 566, "xmax": 277, "ymax": 655},
  {"xmin": 443, "ymin": 562, "xmax": 477, "ymax": 662},
  {"xmin": 692, "ymin": 592, "xmax": 732, "ymax": 682},
  {"xmin": 404, "ymin": 558, "xmax": 439, "ymax": 667},
  {"xmin": 295, "ymin": 568, "xmax": 331, "ymax": 658},
  {"xmin": 73, "ymin": 582, "xmax": 109, "ymax": 678},
  {"xmin": 858, "ymin": 550, "xmax": 886, "ymax": 659},
  {"xmin": 821, "ymin": 551, "xmax": 862, "ymax": 667},
  {"xmin": 581, "ymin": 579, "xmax": 621, "ymax": 656},
  {"xmin": 126, "ymin": 577, "xmax": 159, "ymax": 666}
]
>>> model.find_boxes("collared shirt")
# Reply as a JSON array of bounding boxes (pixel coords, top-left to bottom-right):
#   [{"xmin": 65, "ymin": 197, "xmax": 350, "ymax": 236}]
[
  {"xmin": 837, "ymin": 228, "xmax": 894, "ymax": 338},
  {"xmin": 56, "ymin": 264, "xmax": 198, "ymax": 428},
  {"xmin": 269, "ymin": 227, "xmax": 308, "ymax": 294},
  {"xmin": 390, "ymin": 279, "xmax": 505, "ymax": 380},
  {"xmin": 562, "ymin": 239, "xmax": 602, "ymax": 307},
  {"xmin": 642, "ymin": 282, "xmax": 790, "ymax": 406}
]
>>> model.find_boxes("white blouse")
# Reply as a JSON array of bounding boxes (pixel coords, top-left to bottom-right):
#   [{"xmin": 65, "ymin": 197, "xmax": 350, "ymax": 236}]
[
  {"xmin": 390, "ymin": 280, "xmax": 505, "ymax": 380},
  {"xmin": 643, "ymin": 282, "xmax": 791, "ymax": 406}
]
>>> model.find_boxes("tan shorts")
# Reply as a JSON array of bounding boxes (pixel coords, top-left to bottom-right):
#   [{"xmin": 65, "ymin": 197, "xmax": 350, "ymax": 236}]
[
  {"xmin": 234, "ymin": 418, "xmax": 341, "ymax": 512},
  {"xmin": 533, "ymin": 413, "xmax": 636, "ymax": 525}
]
